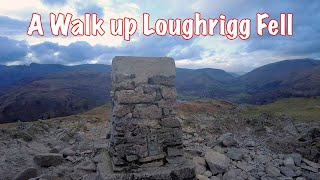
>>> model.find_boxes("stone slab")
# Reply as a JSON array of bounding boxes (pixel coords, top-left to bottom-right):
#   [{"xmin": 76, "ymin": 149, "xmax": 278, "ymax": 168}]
[
  {"xmin": 97, "ymin": 151, "xmax": 195, "ymax": 180},
  {"xmin": 112, "ymin": 56, "xmax": 176, "ymax": 85}
]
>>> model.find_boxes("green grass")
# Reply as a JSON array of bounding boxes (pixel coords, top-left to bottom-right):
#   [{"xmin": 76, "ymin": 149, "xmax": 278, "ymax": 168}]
[{"xmin": 241, "ymin": 97, "xmax": 320, "ymax": 122}]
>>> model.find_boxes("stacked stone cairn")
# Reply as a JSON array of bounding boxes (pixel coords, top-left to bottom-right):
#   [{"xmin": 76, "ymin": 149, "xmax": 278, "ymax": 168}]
[{"xmin": 109, "ymin": 56, "xmax": 187, "ymax": 173}]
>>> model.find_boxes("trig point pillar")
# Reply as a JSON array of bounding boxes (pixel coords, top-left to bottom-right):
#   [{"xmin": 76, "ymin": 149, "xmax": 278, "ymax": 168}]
[{"xmin": 107, "ymin": 56, "xmax": 195, "ymax": 179}]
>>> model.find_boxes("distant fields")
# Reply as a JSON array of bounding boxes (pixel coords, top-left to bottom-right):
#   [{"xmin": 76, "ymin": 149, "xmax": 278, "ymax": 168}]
[{"xmin": 241, "ymin": 97, "xmax": 320, "ymax": 122}]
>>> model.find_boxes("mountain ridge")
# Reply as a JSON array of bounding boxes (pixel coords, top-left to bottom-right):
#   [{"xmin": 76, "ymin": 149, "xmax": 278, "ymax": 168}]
[{"xmin": 0, "ymin": 59, "xmax": 319, "ymax": 123}]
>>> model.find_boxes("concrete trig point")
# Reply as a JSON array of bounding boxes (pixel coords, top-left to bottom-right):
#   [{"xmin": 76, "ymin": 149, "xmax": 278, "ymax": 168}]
[{"xmin": 103, "ymin": 56, "xmax": 195, "ymax": 179}]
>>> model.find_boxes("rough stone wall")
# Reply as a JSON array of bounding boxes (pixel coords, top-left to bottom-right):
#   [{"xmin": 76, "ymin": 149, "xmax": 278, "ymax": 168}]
[{"xmin": 109, "ymin": 56, "xmax": 183, "ymax": 171}]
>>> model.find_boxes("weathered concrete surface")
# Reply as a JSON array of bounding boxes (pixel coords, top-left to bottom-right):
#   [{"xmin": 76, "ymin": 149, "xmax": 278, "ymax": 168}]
[{"xmin": 112, "ymin": 56, "xmax": 176, "ymax": 85}]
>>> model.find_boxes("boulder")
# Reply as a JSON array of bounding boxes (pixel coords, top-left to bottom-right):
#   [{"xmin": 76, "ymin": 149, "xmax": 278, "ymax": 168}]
[
  {"xmin": 265, "ymin": 165, "xmax": 281, "ymax": 177},
  {"xmin": 197, "ymin": 174, "xmax": 210, "ymax": 180},
  {"xmin": 284, "ymin": 156, "xmax": 296, "ymax": 169},
  {"xmin": 302, "ymin": 158, "xmax": 320, "ymax": 169},
  {"xmin": 202, "ymin": 170, "xmax": 213, "ymax": 178},
  {"xmin": 59, "ymin": 147, "xmax": 76, "ymax": 157},
  {"xmin": 287, "ymin": 153, "xmax": 302, "ymax": 166},
  {"xmin": 204, "ymin": 150, "xmax": 231, "ymax": 175},
  {"xmin": 300, "ymin": 164, "xmax": 319, "ymax": 173},
  {"xmin": 226, "ymin": 148, "xmax": 244, "ymax": 161},
  {"xmin": 217, "ymin": 133, "xmax": 237, "ymax": 147},
  {"xmin": 14, "ymin": 167, "xmax": 37, "ymax": 180},
  {"xmin": 222, "ymin": 168, "xmax": 246, "ymax": 180},
  {"xmin": 279, "ymin": 166, "xmax": 296, "ymax": 177},
  {"xmin": 167, "ymin": 147, "xmax": 184, "ymax": 157},
  {"xmin": 77, "ymin": 160, "xmax": 96, "ymax": 172},
  {"xmin": 33, "ymin": 153, "xmax": 63, "ymax": 167}
]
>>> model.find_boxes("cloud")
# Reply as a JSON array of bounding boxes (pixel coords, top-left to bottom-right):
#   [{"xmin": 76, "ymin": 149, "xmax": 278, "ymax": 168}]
[
  {"xmin": 0, "ymin": 34, "xmax": 203, "ymax": 65},
  {"xmin": 0, "ymin": 36, "xmax": 29, "ymax": 63},
  {"xmin": 41, "ymin": 0, "xmax": 67, "ymax": 6},
  {"xmin": 0, "ymin": 16, "xmax": 28, "ymax": 36},
  {"xmin": 76, "ymin": 3, "xmax": 105, "ymax": 17},
  {"xmin": 1, "ymin": 0, "xmax": 320, "ymax": 71}
]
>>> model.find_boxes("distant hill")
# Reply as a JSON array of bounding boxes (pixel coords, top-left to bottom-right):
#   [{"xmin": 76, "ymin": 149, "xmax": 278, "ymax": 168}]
[
  {"xmin": 0, "ymin": 63, "xmax": 110, "ymax": 96},
  {"xmin": 176, "ymin": 68, "xmax": 241, "ymax": 100},
  {"xmin": 240, "ymin": 59, "xmax": 320, "ymax": 103},
  {"xmin": 0, "ymin": 59, "xmax": 319, "ymax": 123},
  {"xmin": 0, "ymin": 71, "xmax": 110, "ymax": 123},
  {"xmin": 0, "ymin": 64, "xmax": 236, "ymax": 123}
]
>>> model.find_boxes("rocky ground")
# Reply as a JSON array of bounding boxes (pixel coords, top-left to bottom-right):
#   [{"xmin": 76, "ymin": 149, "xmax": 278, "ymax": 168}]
[{"xmin": 0, "ymin": 101, "xmax": 319, "ymax": 180}]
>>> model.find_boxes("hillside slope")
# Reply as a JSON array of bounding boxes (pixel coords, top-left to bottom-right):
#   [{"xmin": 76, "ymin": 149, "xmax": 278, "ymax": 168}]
[
  {"xmin": 0, "ymin": 71, "xmax": 110, "ymax": 123},
  {"xmin": 240, "ymin": 59, "xmax": 320, "ymax": 103}
]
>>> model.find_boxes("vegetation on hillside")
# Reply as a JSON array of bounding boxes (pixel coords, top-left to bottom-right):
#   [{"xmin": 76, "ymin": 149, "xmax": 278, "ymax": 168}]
[{"xmin": 240, "ymin": 97, "xmax": 320, "ymax": 122}]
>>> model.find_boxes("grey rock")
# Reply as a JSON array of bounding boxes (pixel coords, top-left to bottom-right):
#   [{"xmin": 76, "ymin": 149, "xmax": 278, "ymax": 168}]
[
  {"xmin": 14, "ymin": 167, "xmax": 38, "ymax": 180},
  {"xmin": 265, "ymin": 165, "xmax": 281, "ymax": 177},
  {"xmin": 295, "ymin": 169, "xmax": 302, "ymax": 176},
  {"xmin": 113, "ymin": 105, "xmax": 133, "ymax": 117},
  {"xmin": 81, "ymin": 174, "xmax": 98, "ymax": 180},
  {"xmin": 302, "ymin": 158, "xmax": 320, "ymax": 169},
  {"xmin": 300, "ymin": 163, "xmax": 319, "ymax": 173},
  {"xmin": 133, "ymin": 104, "xmax": 162, "ymax": 119},
  {"xmin": 33, "ymin": 153, "xmax": 63, "ymax": 167},
  {"xmin": 139, "ymin": 154, "xmax": 165, "ymax": 163},
  {"xmin": 217, "ymin": 133, "xmax": 237, "ymax": 147},
  {"xmin": 222, "ymin": 169, "xmax": 247, "ymax": 180},
  {"xmin": 210, "ymin": 176, "xmax": 221, "ymax": 180},
  {"xmin": 115, "ymin": 87, "xmax": 156, "ymax": 104},
  {"xmin": 226, "ymin": 148, "xmax": 244, "ymax": 161},
  {"xmin": 295, "ymin": 177, "xmax": 306, "ymax": 180},
  {"xmin": 160, "ymin": 86, "xmax": 177, "ymax": 99},
  {"xmin": 65, "ymin": 156, "xmax": 76, "ymax": 162},
  {"xmin": 77, "ymin": 160, "xmax": 96, "ymax": 172},
  {"xmin": 204, "ymin": 150, "xmax": 231, "ymax": 175},
  {"xmin": 279, "ymin": 166, "xmax": 296, "ymax": 177},
  {"xmin": 149, "ymin": 75, "xmax": 175, "ymax": 86},
  {"xmin": 287, "ymin": 153, "xmax": 302, "ymax": 166},
  {"xmin": 197, "ymin": 174, "xmax": 210, "ymax": 180},
  {"xmin": 256, "ymin": 154, "xmax": 270, "ymax": 164},
  {"xmin": 195, "ymin": 163, "xmax": 207, "ymax": 175},
  {"xmin": 236, "ymin": 161, "xmax": 255, "ymax": 172},
  {"xmin": 283, "ymin": 121, "xmax": 299, "ymax": 136},
  {"xmin": 92, "ymin": 153, "xmax": 104, "ymax": 163},
  {"xmin": 166, "ymin": 156, "xmax": 186, "ymax": 165},
  {"xmin": 60, "ymin": 147, "xmax": 76, "ymax": 157},
  {"xmin": 112, "ymin": 56, "xmax": 176, "ymax": 85},
  {"xmin": 245, "ymin": 140, "xmax": 256, "ymax": 147},
  {"xmin": 213, "ymin": 146, "xmax": 225, "ymax": 154},
  {"xmin": 161, "ymin": 117, "xmax": 181, "ymax": 128},
  {"xmin": 193, "ymin": 156, "xmax": 207, "ymax": 174},
  {"xmin": 193, "ymin": 156, "xmax": 207, "ymax": 166},
  {"xmin": 126, "ymin": 155, "xmax": 138, "ymax": 162},
  {"xmin": 301, "ymin": 171, "xmax": 320, "ymax": 180},
  {"xmin": 50, "ymin": 145, "xmax": 63, "ymax": 153},
  {"xmin": 167, "ymin": 147, "xmax": 184, "ymax": 157},
  {"xmin": 284, "ymin": 156, "xmax": 296, "ymax": 169},
  {"xmin": 202, "ymin": 170, "xmax": 213, "ymax": 177}
]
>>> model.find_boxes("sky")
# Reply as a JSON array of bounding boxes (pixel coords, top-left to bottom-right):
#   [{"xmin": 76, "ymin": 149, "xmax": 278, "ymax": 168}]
[{"xmin": 0, "ymin": 0, "xmax": 319, "ymax": 72}]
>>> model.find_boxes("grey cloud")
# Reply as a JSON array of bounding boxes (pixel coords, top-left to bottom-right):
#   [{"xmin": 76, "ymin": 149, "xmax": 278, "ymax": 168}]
[
  {"xmin": 0, "ymin": 34, "xmax": 203, "ymax": 65},
  {"xmin": 41, "ymin": 0, "xmax": 67, "ymax": 6},
  {"xmin": 76, "ymin": 3, "xmax": 105, "ymax": 17},
  {"xmin": 0, "ymin": 16, "xmax": 28, "ymax": 36},
  {"xmin": 0, "ymin": 36, "xmax": 29, "ymax": 63}
]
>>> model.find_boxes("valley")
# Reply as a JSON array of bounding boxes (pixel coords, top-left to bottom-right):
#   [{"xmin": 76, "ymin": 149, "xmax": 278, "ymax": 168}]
[{"xmin": 0, "ymin": 58, "xmax": 320, "ymax": 123}]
